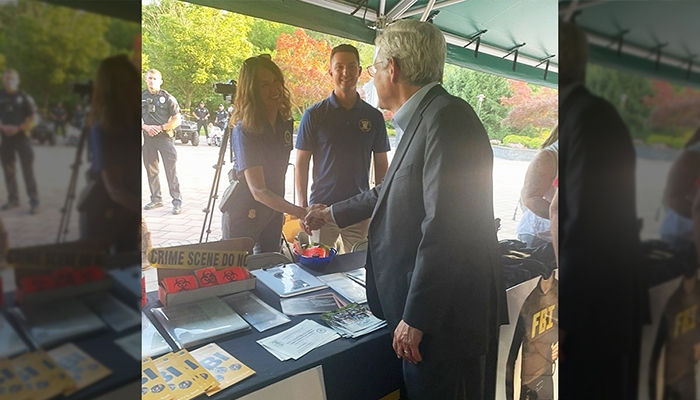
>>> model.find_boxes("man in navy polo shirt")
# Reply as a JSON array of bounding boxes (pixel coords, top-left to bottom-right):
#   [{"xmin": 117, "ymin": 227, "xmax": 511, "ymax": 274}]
[{"xmin": 295, "ymin": 44, "xmax": 390, "ymax": 253}]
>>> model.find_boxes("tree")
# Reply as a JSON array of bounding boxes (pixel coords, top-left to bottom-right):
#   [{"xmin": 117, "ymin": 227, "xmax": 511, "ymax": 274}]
[
  {"xmin": 0, "ymin": 0, "xmax": 111, "ymax": 111},
  {"xmin": 275, "ymin": 28, "xmax": 333, "ymax": 117},
  {"xmin": 500, "ymin": 80, "xmax": 558, "ymax": 135},
  {"xmin": 586, "ymin": 64, "xmax": 655, "ymax": 139},
  {"xmin": 247, "ymin": 19, "xmax": 296, "ymax": 54},
  {"xmin": 443, "ymin": 64, "xmax": 515, "ymax": 140},
  {"xmin": 142, "ymin": 0, "xmax": 256, "ymax": 110},
  {"xmin": 645, "ymin": 80, "xmax": 700, "ymax": 131}
]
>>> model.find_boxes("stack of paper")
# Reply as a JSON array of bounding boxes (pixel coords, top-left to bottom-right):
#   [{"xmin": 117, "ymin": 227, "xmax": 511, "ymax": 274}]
[
  {"xmin": 221, "ymin": 291, "xmax": 291, "ymax": 332},
  {"xmin": 321, "ymin": 303, "xmax": 387, "ymax": 338},
  {"xmin": 150, "ymin": 297, "xmax": 250, "ymax": 349},
  {"xmin": 80, "ymin": 292, "xmax": 141, "ymax": 332},
  {"xmin": 0, "ymin": 313, "xmax": 28, "ymax": 358},
  {"xmin": 190, "ymin": 343, "xmax": 256, "ymax": 395},
  {"xmin": 142, "ymin": 312, "xmax": 172, "ymax": 357},
  {"xmin": 47, "ymin": 343, "xmax": 112, "ymax": 396},
  {"xmin": 257, "ymin": 319, "xmax": 340, "ymax": 361},
  {"xmin": 344, "ymin": 268, "xmax": 366, "ymax": 286},
  {"xmin": 279, "ymin": 292, "xmax": 345, "ymax": 316},
  {"xmin": 251, "ymin": 264, "xmax": 328, "ymax": 297},
  {"xmin": 318, "ymin": 273, "xmax": 367, "ymax": 304}
]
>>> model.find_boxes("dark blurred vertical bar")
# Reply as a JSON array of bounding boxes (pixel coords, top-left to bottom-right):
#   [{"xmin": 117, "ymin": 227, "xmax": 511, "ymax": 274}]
[
  {"xmin": 558, "ymin": 2, "xmax": 700, "ymax": 399},
  {"xmin": 0, "ymin": 1, "xmax": 141, "ymax": 398}
]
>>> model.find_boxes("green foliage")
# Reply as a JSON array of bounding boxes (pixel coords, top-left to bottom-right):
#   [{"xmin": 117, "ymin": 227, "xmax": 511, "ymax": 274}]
[
  {"xmin": 502, "ymin": 134, "xmax": 543, "ymax": 149},
  {"xmin": 142, "ymin": 0, "xmax": 256, "ymax": 110},
  {"xmin": 645, "ymin": 134, "xmax": 686, "ymax": 149},
  {"xmin": 0, "ymin": 0, "xmax": 113, "ymax": 111},
  {"xmin": 586, "ymin": 64, "xmax": 655, "ymax": 139},
  {"xmin": 104, "ymin": 18, "xmax": 140, "ymax": 56},
  {"xmin": 248, "ymin": 19, "xmax": 295, "ymax": 53},
  {"xmin": 443, "ymin": 64, "xmax": 516, "ymax": 141}
]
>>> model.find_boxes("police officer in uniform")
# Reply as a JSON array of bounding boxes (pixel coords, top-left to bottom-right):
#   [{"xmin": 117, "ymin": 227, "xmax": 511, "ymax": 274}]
[
  {"xmin": 0, "ymin": 69, "xmax": 39, "ymax": 214},
  {"xmin": 193, "ymin": 101, "xmax": 209, "ymax": 139},
  {"xmin": 50, "ymin": 101, "xmax": 67, "ymax": 138},
  {"xmin": 141, "ymin": 68, "xmax": 183, "ymax": 214},
  {"xmin": 214, "ymin": 104, "xmax": 228, "ymax": 130}
]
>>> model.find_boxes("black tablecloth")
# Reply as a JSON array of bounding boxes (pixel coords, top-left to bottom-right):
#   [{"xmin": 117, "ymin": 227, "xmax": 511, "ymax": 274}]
[
  {"xmin": 3, "ymin": 285, "xmax": 141, "ymax": 399},
  {"xmin": 143, "ymin": 250, "xmax": 403, "ymax": 400}
]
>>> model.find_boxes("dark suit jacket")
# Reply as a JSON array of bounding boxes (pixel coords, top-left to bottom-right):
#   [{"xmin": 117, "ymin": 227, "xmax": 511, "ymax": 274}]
[
  {"xmin": 559, "ymin": 85, "xmax": 649, "ymax": 351},
  {"xmin": 333, "ymin": 85, "xmax": 508, "ymax": 359}
]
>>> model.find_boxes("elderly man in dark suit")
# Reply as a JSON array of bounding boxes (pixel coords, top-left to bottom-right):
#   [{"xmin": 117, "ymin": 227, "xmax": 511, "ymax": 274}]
[
  {"xmin": 557, "ymin": 21, "xmax": 648, "ymax": 399},
  {"xmin": 306, "ymin": 19, "xmax": 507, "ymax": 400}
]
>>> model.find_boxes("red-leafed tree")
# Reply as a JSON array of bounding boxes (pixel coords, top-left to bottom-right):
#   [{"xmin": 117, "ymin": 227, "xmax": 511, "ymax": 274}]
[
  {"xmin": 645, "ymin": 80, "xmax": 700, "ymax": 129},
  {"xmin": 500, "ymin": 80, "xmax": 558, "ymax": 135},
  {"xmin": 275, "ymin": 28, "xmax": 333, "ymax": 117}
]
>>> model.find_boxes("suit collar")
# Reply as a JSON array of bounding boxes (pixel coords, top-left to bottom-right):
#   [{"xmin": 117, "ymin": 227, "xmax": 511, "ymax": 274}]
[{"xmin": 371, "ymin": 84, "xmax": 447, "ymax": 220}]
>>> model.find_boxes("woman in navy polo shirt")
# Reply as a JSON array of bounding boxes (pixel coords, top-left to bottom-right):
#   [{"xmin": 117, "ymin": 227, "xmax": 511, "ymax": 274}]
[
  {"xmin": 79, "ymin": 55, "xmax": 141, "ymax": 253},
  {"xmin": 222, "ymin": 55, "xmax": 308, "ymax": 253}
]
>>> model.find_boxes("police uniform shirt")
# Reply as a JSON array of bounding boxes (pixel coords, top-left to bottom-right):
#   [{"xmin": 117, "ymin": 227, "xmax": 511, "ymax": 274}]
[
  {"xmin": 295, "ymin": 92, "xmax": 390, "ymax": 205},
  {"xmin": 194, "ymin": 106, "xmax": 209, "ymax": 121},
  {"xmin": 0, "ymin": 89, "xmax": 35, "ymax": 134},
  {"xmin": 231, "ymin": 117, "xmax": 293, "ymax": 197},
  {"xmin": 142, "ymin": 89, "xmax": 180, "ymax": 126},
  {"xmin": 52, "ymin": 105, "xmax": 66, "ymax": 121},
  {"xmin": 216, "ymin": 110, "xmax": 228, "ymax": 123}
]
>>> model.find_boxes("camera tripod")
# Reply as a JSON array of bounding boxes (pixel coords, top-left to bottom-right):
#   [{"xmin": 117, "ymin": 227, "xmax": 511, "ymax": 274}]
[
  {"xmin": 200, "ymin": 125, "xmax": 232, "ymax": 243},
  {"xmin": 56, "ymin": 124, "xmax": 89, "ymax": 243}
]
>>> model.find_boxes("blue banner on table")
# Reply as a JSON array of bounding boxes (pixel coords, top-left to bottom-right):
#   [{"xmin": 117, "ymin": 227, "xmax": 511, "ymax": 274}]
[{"xmin": 497, "ymin": 273, "xmax": 559, "ymax": 400}]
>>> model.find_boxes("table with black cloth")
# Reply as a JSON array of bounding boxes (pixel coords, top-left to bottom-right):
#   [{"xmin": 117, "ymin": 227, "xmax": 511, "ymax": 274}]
[
  {"xmin": 2, "ymin": 270, "xmax": 142, "ymax": 400},
  {"xmin": 142, "ymin": 250, "xmax": 403, "ymax": 400}
]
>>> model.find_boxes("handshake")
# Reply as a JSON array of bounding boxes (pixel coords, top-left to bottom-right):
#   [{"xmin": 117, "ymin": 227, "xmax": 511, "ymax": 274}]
[{"xmin": 298, "ymin": 204, "xmax": 332, "ymax": 235}]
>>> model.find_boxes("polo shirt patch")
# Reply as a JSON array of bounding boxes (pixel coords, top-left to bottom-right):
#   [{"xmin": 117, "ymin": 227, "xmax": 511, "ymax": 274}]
[
  {"xmin": 359, "ymin": 119, "xmax": 372, "ymax": 132},
  {"xmin": 284, "ymin": 130, "xmax": 292, "ymax": 144}
]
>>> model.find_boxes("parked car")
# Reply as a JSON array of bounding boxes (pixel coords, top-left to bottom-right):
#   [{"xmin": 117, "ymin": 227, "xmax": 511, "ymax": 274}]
[
  {"xmin": 174, "ymin": 114, "xmax": 200, "ymax": 146},
  {"xmin": 30, "ymin": 114, "xmax": 56, "ymax": 146}
]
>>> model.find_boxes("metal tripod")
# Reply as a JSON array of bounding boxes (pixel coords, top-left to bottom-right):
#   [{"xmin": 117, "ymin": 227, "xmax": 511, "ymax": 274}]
[
  {"xmin": 200, "ymin": 126, "xmax": 232, "ymax": 243},
  {"xmin": 56, "ymin": 124, "xmax": 89, "ymax": 243}
]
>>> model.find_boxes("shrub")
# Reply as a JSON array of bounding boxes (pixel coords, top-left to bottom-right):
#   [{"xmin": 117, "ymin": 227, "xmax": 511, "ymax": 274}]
[
  {"xmin": 502, "ymin": 134, "xmax": 543, "ymax": 149},
  {"xmin": 645, "ymin": 134, "xmax": 686, "ymax": 149}
]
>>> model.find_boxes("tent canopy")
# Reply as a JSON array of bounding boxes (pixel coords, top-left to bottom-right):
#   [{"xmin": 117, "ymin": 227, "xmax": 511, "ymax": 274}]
[
  {"xmin": 186, "ymin": 0, "xmax": 559, "ymax": 88},
  {"xmin": 47, "ymin": 0, "xmax": 141, "ymax": 22},
  {"xmin": 560, "ymin": 1, "xmax": 700, "ymax": 88}
]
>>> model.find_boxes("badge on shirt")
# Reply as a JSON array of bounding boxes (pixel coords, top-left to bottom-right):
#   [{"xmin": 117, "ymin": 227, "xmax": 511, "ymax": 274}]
[
  {"xmin": 159, "ymin": 96, "xmax": 165, "ymax": 104},
  {"xmin": 284, "ymin": 130, "xmax": 292, "ymax": 144},
  {"xmin": 248, "ymin": 209, "xmax": 256, "ymax": 219},
  {"xmin": 359, "ymin": 119, "xmax": 372, "ymax": 132}
]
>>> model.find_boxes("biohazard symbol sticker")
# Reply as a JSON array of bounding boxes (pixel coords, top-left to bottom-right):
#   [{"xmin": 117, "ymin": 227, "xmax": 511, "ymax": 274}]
[{"xmin": 359, "ymin": 119, "xmax": 371, "ymax": 132}]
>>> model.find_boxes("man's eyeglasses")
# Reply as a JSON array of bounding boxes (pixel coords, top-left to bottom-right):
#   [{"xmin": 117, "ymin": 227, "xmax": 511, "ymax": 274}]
[{"xmin": 366, "ymin": 60, "xmax": 386, "ymax": 78}]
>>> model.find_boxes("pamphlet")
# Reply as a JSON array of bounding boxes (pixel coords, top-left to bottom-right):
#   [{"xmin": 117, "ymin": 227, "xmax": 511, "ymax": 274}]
[
  {"xmin": 321, "ymin": 303, "xmax": 386, "ymax": 338},
  {"xmin": 114, "ymin": 331, "xmax": 141, "ymax": 361},
  {"xmin": 12, "ymin": 350, "xmax": 76, "ymax": 400},
  {"xmin": 0, "ymin": 356, "xmax": 28, "ymax": 400},
  {"xmin": 150, "ymin": 297, "xmax": 250, "ymax": 349},
  {"xmin": 0, "ymin": 313, "xmax": 28, "ymax": 359},
  {"xmin": 222, "ymin": 291, "xmax": 291, "ymax": 332},
  {"xmin": 9, "ymin": 298, "xmax": 107, "ymax": 348},
  {"xmin": 279, "ymin": 292, "xmax": 343, "ymax": 316},
  {"xmin": 80, "ymin": 291, "xmax": 141, "ymax": 332},
  {"xmin": 47, "ymin": 343, "xmax": 112, "ymax": 395},
  {"xmin": 318, "ymin": 273, "xmax": 367, "ymax": 304},
  {"xmin": 190, "ymin": 343, "xmax": 256, "ymax": 396},
  {"xmin": 153, "ymin": 352, "xmax": 205, "ymax": 400},
  {"xmin": 173, "ymin": 349, "xmax": 219, "ymax": 393},
  {"xmin": 142, "ymin": 356, "xmax": 175, "ymax": 400},
  {"xmin": 142, "ymin": 311, "xmax": 172, "ymax": 358},
  {"xmin": 256, "ymin": 319, "xmax": 340, "ymax": 361},
  {"xmin": 344, "ymin": 268, "xmax": 366, "ymax": 286},
  {"xmin": 251, "ymin": 263, "xmax": 328, "ymax": 298}
]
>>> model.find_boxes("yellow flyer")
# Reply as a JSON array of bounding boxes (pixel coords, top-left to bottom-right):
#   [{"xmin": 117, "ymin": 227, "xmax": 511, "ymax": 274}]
[
  {"xmin": 189, "ymin": 343, "xmax": 255, "ymax": 396},
  {"xmin": 11, "ymin": 350, "xmax": 72, "ymax": 400},
  {"xmin": 153, "ymin": 353, "xmax": 204, "ymax": 400},
  {"xmin": 47, "ymin": 343, "xmax": 112, "ymax": 395},
  {"xmin": 0, "ymin": 357, "xmax": 29, "ymax": 400},
  {"xmin": 173, "ymin": 350, "xmax": 218, "ymax": 393},
  {"xmin": 142, "ymin": 357, "xmax": 174, "ymax": 400}
]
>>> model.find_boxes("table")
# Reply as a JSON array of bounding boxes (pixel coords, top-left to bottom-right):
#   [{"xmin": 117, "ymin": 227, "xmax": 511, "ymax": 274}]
[
  {"xmin": 2, "ymin": 267, "xmax": 142, "ymax": 400},
  {"xmin": 143, "ymin": 251, "xmax": 404, "ymax": 400}
]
